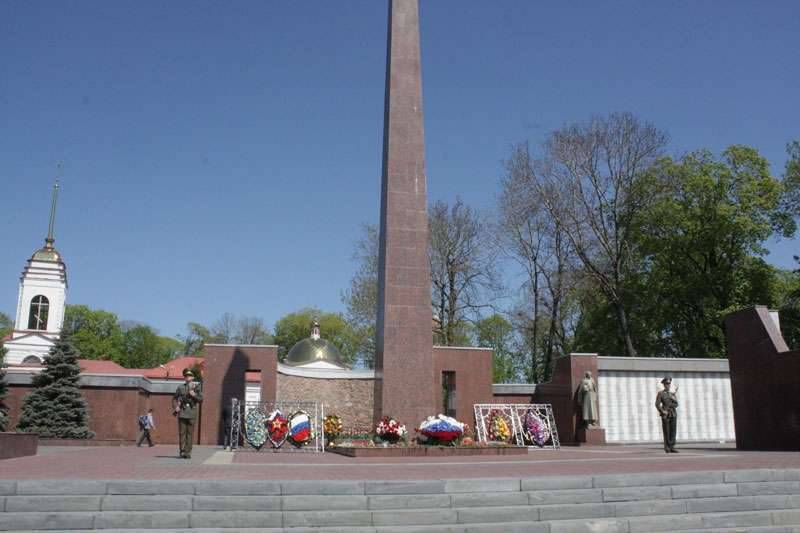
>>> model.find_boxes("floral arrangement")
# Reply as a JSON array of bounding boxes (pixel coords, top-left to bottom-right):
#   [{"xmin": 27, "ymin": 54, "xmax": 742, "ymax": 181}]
[
  {"xmin": 417, "ymin": 414, "xmax": 465, "ymax": 445},
  {"xmin": 266, "ymin": 410, "xmax": 289, "ymax": 448},
  {"xmin": 486, "ymin": 410, "xmax": 512, "ymax": 443},
  {"xmin": 523, "ymin": 410, "xmax": 551, "ymax": 447},
  {"xmin": 244, "ymin": 409, "xmax": 268, "ymax": 449},
  {"xmin": 323, "ymin": 414, "xmax": 343, "ymax": 440},
  {"xmin": 287, "ymin": 410, "xmax": 313, "ymax": 447},
  {"xmin": 375, "ymin": 416, "xmax": 406, "ymax": 443}
]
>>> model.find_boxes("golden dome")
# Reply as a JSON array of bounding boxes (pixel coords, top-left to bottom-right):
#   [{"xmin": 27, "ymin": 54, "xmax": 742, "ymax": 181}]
[
  {"xmin": 31, "ymin": 245, "xmax": 62, "ymax": 263},
  {"xmin": 285, "ymin": 321, "xmax": 346, "ymax": 368}
]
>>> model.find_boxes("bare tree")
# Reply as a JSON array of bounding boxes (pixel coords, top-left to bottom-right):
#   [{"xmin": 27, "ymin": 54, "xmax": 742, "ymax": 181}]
[
  {"xmin": 342, "ymin": 200, "xmax": 501, "ymax": 354},
  {"xmin": 236, "ymin": 316, "xmax": 271, "ymax": 345},
  {"xmin": 429, "ymin": 199, "xmax": 503, "ymax": 346},
  {"xmin": 500, "ymin": 143, "xmax": 578, "ymax": 380},
  {"xmin": 211, "ymin": 312, "xmax": 237, "ymax": 344},
  {"xmin": 529, "ymin": 112, "xmax": 668, "ymax": 357}
]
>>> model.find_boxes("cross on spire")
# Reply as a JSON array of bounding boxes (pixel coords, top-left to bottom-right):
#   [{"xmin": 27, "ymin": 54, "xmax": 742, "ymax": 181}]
[{"xmin": 45, "ymin": 171, "xmax": 60, "ymax": 249}]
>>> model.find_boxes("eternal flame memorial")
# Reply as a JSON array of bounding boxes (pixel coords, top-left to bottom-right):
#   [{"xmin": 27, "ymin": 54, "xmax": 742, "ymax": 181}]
[{"xmin": 2, "ymin": 1, "xmax": 800, "ymax": 530}]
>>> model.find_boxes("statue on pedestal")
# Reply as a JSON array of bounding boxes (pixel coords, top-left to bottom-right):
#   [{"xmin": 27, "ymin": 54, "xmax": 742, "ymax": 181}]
[{"xmin": 577, "ymin": 371, "xmax": 599, "ymax": 427}]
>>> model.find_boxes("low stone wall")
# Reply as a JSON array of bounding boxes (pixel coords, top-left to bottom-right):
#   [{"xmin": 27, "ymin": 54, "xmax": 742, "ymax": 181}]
[
  {"xmin": 277, "ymin": 373, "xmax": 374, "ymax": 431},
  {"xmin": 0, "ymin": 432, "xmax": 38, "ymax": 460}
]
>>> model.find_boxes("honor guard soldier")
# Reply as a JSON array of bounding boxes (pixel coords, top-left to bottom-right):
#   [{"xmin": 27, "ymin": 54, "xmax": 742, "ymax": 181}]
[
  {"xmin": 173, "ymin": 368, "xmax": 203, "ymax": 459},
  {"xmin": 655, "ymin": 376, "xmax": 679, "ymax": 453}
]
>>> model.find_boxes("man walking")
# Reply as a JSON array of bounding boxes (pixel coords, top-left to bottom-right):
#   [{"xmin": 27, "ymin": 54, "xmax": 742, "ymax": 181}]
[
  {"xmin": 173, "ymin": 368, "xmax": 203, "ymax": 459},
  {"xmin": 136, "ymin": 408, "xmax": 155, "ymax": 447},
  {"xmin": 655, "ymin": 376, "xmax": 679, "ymax": 453}
]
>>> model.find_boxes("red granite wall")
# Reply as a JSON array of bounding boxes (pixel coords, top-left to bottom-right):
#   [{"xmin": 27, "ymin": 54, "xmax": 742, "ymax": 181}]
[
  {"xmin": 199, "ymin": 344, "xmax": 277, "ymax": 445},
  {"xmin": 725, "ymin": 306, "xmax": 800, "ymax": 450},
  {"xmin": 432, "ymin": 347, "xmax": 494, "ymax": 428},
  {"xmin": 5, "ymin": 383, "xmax": 183, "ymax": 444}
]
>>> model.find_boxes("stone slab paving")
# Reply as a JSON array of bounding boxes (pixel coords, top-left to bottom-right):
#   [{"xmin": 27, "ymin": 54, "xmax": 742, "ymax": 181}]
[{"xmin": 2, "ymin": 443, "xmax": 800, "ymax": 480}]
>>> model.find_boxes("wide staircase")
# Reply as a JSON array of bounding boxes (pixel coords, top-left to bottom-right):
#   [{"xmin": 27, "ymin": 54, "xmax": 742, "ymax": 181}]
[{"xmin": 2, "ymin": 469, "xmax": 800, "ymax": 532}]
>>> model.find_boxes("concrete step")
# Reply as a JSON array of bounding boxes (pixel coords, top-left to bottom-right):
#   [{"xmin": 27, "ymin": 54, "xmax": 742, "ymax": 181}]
[
  {"xmin": 2, "ymin": 500, "xmax": 800, "ymax": 530},
  {"xmin": 8, "ymin": 517, "xmax": 800, "ymax": 533},
  {"xmin": 3, "ymin": 469, "xmax": 800, "ymax": 531}
]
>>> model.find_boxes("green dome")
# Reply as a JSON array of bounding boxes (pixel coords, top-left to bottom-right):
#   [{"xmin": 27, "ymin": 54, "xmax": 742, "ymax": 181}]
[{"xmin": 285, "ymin": 337, "xmax": 345, "ymax": 367}]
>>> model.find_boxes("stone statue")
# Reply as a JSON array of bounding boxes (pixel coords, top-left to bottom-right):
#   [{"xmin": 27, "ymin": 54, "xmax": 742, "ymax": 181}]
[{"xmin": 577, "ymin": 371, "xmax": 599, "ymax": 427}]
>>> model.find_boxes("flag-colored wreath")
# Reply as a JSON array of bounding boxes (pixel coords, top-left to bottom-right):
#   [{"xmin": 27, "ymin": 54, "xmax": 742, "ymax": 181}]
[
  {"xmin": 418, "ymin": 414, "xmax": 465, "ymax": 444},
  {"xmin": 288, "ymin": 410, "xmax": 313, "ymax": 447}
]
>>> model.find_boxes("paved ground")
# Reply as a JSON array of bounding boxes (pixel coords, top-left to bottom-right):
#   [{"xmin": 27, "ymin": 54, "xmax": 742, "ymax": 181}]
[{"xmin": 2, "ymin": 443, "xmax": 800, "ymax": 480}]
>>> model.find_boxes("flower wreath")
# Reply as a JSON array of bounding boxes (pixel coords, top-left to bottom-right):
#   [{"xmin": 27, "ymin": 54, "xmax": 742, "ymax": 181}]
[
  {"xmin": 244, "ymin": 409, "xmax": 268, "ymax": 450},
  {"xmin": 486, "ymin": 410, "xmax": 512, "ymax": 443},
  {"xmin": 523, "ymin": 409, "xmax": 551, "ymax": 447},
  {"xmin": 287, "ymin": 409, "xmax": 313, "ymax": 447},
  {"xmin": 266, "ymin": 410, "xmax": 290, "ymax": 448},
  {"xmin": 323, "ymin": 414, "xmax": 343, "ymax": 439}
]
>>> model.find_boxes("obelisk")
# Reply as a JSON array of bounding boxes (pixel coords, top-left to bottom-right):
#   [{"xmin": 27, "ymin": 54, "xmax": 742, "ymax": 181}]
[{"xmin": 374, "ymin": 0, "xmax": 435, "ymax": 427}]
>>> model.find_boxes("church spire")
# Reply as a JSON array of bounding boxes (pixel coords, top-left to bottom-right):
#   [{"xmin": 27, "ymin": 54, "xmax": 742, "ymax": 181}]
[{"xmin": 45, "ymin": 180, "xmax": 59, "ymax": 249}]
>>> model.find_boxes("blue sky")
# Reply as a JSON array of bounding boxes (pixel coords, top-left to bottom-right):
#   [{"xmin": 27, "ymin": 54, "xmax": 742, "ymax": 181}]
[{"xmin": 1, "ymin": 1, "xmax": 798, "ymax": 339}]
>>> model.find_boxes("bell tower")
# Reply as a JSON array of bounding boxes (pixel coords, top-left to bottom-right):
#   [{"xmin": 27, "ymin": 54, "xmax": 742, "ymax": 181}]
[{"xmin": 5, "ymin": 181, "xmax": 68, "ymax": 365}]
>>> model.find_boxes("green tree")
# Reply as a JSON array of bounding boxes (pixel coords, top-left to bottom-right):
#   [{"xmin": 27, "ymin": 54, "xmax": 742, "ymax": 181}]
[
  {"xmin": 475, "ymin": 314, "xmax": 520, "ymax": 382},
  {"xmin": 272, "ymin": 308, "xmax": 360, "ymax": 367},
  {"xmin": 780, "ymin": 140, "xmax": 800, "ymax": 219},
  {"xmin": 16, "ymin": 337, "xmax": 94, "ymax": 438},
  {"xmin": 0, "ymin": 311, "xmax": 12, "ymax": 339},
  {"xmin": 119, "ymin": 325, "xmax": 181, "ymax": 369},
  {"xmin": 776, "ymin": 258, "xmax": 800, "ymax": 351},
  {"xmin": 178, "ymin": 322, "xmax": 216, "ymax": 355},
  {"xmin": 341, "ymin": 224, "xmax": 379, "ymax": 367},
  {"xmin": 62, "ymin": 305, "xmax": 124, "ymax": 361},
  {"xmin": 0, "ymin": 341, "xmax": 9, "ymax": 431},
  {"xmin": 639, "ymin": 146, "xmax": 796, "ymax": 357}
]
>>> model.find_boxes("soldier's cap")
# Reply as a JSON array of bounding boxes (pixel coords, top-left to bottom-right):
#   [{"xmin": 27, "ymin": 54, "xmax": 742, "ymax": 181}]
[
  {"xmin": 661, "ymin": 376, "xmax": 672, "ymax": 384},
  {"xmin": 182, "ymin": 368, "xmax": 193, "ymax": 377}
]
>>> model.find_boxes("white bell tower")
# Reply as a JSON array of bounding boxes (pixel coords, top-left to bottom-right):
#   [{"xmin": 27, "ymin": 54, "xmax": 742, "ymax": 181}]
[{"xmin": 4, "ymin": 182, "xmax": 68, "ymax": 366}]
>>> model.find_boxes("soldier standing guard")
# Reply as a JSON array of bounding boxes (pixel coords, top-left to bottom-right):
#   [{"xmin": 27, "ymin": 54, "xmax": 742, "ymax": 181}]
[
  {"xmin": 655, "ymin": 376, "xmax": 678, "ymax": 453},
  {"xmin": 173, "ymin": 368, "xmax": 203, "ymax": 459}
]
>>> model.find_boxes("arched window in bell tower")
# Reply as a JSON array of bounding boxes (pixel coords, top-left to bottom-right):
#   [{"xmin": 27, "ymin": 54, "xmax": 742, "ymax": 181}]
[{"xmin": 28, "ymin": 295, "xmax": 49, "ymax": 330}]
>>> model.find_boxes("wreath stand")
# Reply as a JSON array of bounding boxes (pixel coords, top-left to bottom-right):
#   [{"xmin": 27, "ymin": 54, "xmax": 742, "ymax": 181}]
[{"xmin": 473, "ymin": 403, "xmax": 560, "ymax": 449}]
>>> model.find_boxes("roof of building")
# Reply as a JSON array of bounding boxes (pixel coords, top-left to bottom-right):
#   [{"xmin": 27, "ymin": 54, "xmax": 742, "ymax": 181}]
[
  {"xmin": 78, "ymin": 359, "xmax": 141, "ymax": 374},
  {"xmin": 141, "ymin": 356, "xmax": 204, "ymax": 379}
]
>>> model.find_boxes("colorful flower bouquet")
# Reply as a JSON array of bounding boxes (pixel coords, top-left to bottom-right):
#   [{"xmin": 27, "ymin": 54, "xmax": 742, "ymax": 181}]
[
  {"xmin": 487, "ymin": 410, "xmax": 512, "ymax": 443},
  {"xmin": 375, "ymin": 416, "xmax": 407, "ymax": 443},
  {"xmin": 417, "ymin": 414, "xmax": 465, "ymax": 445}
]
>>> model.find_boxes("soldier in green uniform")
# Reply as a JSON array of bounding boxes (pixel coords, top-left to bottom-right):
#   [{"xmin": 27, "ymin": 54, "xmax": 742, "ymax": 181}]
[
  {"xmin": 655, "ymin": 376, "xmax": 678, "ymax": 453},
  {"xmin": 173, "ymin": 368, "xmax": 203, "ymax": 459}
]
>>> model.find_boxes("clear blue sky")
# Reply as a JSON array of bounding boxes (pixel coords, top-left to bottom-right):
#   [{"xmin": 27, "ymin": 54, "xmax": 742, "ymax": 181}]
[{"xmin": 2, "ymin": 1, "xmax": 798, "ymax": 339}]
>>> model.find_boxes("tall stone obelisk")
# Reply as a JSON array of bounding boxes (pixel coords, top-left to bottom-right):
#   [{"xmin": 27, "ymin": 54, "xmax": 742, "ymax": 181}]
[{"xmin": 374, "ymin": 0, "xmax": 435, "ymax": 427}]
